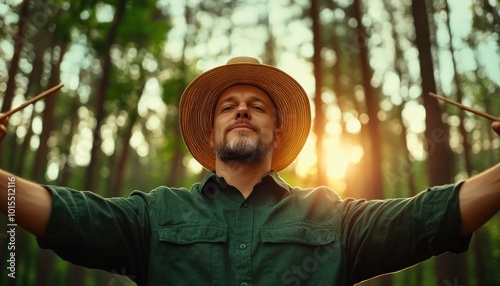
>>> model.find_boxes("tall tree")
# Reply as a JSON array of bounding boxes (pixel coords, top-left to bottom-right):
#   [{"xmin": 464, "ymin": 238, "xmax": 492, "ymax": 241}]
[
  {"xmin": 113, "ymin": 84, "xmax": 143, "ymax": 196},
  {"xmin": 8, "ymin": 25, "xmax": 53, "ymax": 174},
  {"xmin": 311, "ymin": 0, "xmax": 328, "ymax": 186},
  {"xmin": 33, "ymin": 40, "xmax": 69, "ymax": 286},
  {"xmin": 84, "ymin": 0, "xmax": 127, "ymax": 194},
  {"xmin": 262, "ymin": 1, "xmax": 277, "ymax": 66},
  {"xmin": 163, "ymin": 0, "xmax": 192, "ymax": 187},
  {"xmin": 0, "ymin": 0, "xmax": 30, "ymax": 163},
  {"xmin": 443, "ymin": 2, "xmax": 486, "ymax": 283},
  {"xmin": 31, "ymin": 42, "xmax": 68, "ymax": 181},
  {"xmin": 352, "ymin": 0, "xmax": 384, "ymax": 200},
  {"xmin": 442, "ymin": 1, "xmax": 473, "ymax": 175},
  {"xmin": 0, "ymin": 0, "xmax": 29, "ymax": 114},
  {"xmin": 411, "ymin": 0, "xmax": 468, "ymax": 283},
  {"xmin": 110, "ymin": 1, "xmax": 170, "ymax": 196},
  {"xmin": 384, "ymin": 0, "xmax": 422, "ymax": 281}
]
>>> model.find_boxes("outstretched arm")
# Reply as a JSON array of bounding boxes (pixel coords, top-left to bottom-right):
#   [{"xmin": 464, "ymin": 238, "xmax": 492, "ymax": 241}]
[
  {"xmin": 458, "ymin": 122, "xmax": 500, "ymax": 236},
  {"xmin": 0, "ymin": 115, "xmax": 51, "ymax": 237}
]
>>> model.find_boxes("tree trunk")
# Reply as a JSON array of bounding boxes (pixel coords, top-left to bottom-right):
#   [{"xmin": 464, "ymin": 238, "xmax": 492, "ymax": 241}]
[
  {"xmin": 33, "ymin": 41, "xmax": 68, "ymax": 286},
  {"xmin": 411, "ymin": 0, "xmax": 468, "ymax": 283},
  {"xmin": 311, "ymin": 0, "xmax": 328, "ymax": 186},
  {"xmin": 443, "ymin": 1, "xmax": 485, "ymax": 284},
  {"xmin": 352, "ymin": 0, "xmax": 384, "ymax": 202},
  {"xmin": 59, "ymin": 94, "xmax": 81, "ymax": 186},
  {"xmin": 0, "ymin": 0, "xmax": 30, "ymax": 163},
  {"xmin": 165, "ymin": 1, "xmax": 191, "ymax": 186},
  {"xmin": 0, "ymin": 0, "xmax": 29, "ymax": 113},
  {"xmin": 411, "ymin": 0, "xmax": 454, "ymax": 183},
  {"xmin": 384, "ymin": 0, "xmax": 418, "ymax": 198},
  {"xmin": 262, "ymin": 1, "xmax": 277, "ymax": 66},
  {"xmin": 323, "ymin": 0, "xmax": 355, "ymax": 196},
  {"xmin": 11, "ymin": 28, "xmax": 51, "ymax": 174},
  {"xmin": 353, "ymin": 0, "xmax": 382, "ymax": 285},
  {"xmin": 31, "ymin": 42, "xmax": 67, "ymax": 181},
  {"xmin": 352, "ymin": 1, "xmax": 388, "ymax": 283},
  {"xmin": 84, "ymin": 0, "xmax": 127, "ymax": 192},
  {"xmin": 113, "ymin": 86, "xmax": 144, "ymax": 196}
]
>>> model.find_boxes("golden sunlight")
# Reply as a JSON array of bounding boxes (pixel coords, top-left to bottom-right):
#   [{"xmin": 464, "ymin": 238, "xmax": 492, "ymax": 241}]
[
  {"xmin": 296, "ymin": 133, "xmax": 364, "ymax": 186},
  {"xmin": 295, "ymin": 137, "xmax": 318, "ymax": 177},
  {"xmin": 324, "ymin": 141, "xmax": 364, "ymax": 180}
]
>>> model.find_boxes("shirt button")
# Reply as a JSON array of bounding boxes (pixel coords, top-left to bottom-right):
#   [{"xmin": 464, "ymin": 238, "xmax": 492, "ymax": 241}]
[
  {"xmin": 240, "ymin": 283, "xmax": 248, "ymax": 286},
  {"xmin": 242, "ymin": 202, "xmax": 248, "ymax": 208},
  {"xmin": 239, "ymin": 243, "xmax": 247, "ymax": 250}
]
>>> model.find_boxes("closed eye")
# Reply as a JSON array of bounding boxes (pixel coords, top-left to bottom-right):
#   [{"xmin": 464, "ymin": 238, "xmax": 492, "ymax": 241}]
[
  {"xmin": 221, "ymin": 106, "xmax": 234, "ymax": 112},
  {"xmin": 252, "ymin": 105, "xmax": 264, "ymax": 112}
]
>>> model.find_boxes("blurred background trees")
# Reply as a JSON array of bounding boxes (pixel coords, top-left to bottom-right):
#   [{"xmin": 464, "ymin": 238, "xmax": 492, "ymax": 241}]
[{"xmin": 0, "ymin": 0, "xmax": 499, "ymax": 285}]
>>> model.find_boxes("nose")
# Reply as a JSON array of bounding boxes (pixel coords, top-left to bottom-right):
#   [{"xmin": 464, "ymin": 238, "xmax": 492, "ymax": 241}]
[{"xmin": 234, "ymin": 103, "xmax": 252, "ymax": 120}]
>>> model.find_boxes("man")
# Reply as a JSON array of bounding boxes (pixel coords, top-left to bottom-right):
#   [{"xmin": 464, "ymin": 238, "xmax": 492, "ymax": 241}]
[{"xmin": 1, "ymin": 56, "xmax": 500, "ymax": 285}]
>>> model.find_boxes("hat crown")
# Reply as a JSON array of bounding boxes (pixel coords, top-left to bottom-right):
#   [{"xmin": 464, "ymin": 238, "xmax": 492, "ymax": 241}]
[{"xmin": 226, "ymin": 56, "xmax": 260, "ymax": 65}]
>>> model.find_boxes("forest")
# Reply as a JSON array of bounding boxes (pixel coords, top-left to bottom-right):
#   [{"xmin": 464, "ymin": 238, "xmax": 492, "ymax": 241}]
[{"xmin": 0, "ymin": 0, "xmax": 499, "ymax": 285}]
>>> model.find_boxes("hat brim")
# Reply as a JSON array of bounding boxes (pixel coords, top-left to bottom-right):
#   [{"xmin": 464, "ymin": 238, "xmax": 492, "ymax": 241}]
[{"xmin": 179, "ymin": 59, "xmax": 311, "ymax": 172}]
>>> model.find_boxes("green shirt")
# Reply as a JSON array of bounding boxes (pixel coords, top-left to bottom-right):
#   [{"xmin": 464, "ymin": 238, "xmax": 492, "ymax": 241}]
[{"xmin": 38, "ymin": 171, "xmax": 470, "ymax": 285}]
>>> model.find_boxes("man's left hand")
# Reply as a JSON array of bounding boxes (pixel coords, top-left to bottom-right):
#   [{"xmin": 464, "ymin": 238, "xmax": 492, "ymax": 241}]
[{"xmin": 492, "ymin": 121, "xmax": 500, "ymax": 136}]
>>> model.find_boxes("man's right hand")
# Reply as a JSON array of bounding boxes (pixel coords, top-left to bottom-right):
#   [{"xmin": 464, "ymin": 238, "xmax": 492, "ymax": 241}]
[{"xmin": 0, "ymin": 114, "xmax": 8, "ymax": 140}]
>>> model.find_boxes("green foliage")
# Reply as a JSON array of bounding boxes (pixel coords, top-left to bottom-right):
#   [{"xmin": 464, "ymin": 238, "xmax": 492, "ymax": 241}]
[
  {"xmin": 0, "ymin": 0, "xmax": 499, "ymax": 285},
  {"xmin": 117, "ymin": 1, "xmax": 171, "ymax": 53}
]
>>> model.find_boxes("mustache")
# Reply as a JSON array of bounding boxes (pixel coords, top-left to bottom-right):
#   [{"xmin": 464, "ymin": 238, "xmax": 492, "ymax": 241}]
[{"xmin": 224, "ymin": 120, "xmax": 259, "ymax": 135}]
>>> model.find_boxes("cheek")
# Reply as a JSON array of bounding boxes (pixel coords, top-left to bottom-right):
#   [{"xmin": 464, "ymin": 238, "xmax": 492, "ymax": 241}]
[
  {"xmin": 212, "ymin": 118, "xmax": 224, "ymax": 137},
  {"xmin": 259, "ymin": 127, "xmax": 275, "ymax": 142},
  {"xmin": 211, "ymin": 126, "xmax": 225, "ymax": 144}
]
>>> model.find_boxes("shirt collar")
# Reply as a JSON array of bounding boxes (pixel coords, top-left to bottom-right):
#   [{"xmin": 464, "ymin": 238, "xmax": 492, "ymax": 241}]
[{"xmin": 198, "ymin": 170, "xmax": 290, "ymax": 198}]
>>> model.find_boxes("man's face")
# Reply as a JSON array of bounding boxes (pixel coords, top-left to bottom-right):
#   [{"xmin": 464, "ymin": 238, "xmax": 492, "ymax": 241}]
[{"xmin": 210, "ymin": 85, "xmax": 282, "ymax": 163}]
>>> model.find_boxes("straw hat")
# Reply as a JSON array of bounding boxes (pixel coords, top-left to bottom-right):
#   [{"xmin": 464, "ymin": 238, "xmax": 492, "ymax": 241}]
[{"xmin": 179, "ymin": 56, "xmax": 311, "ymax": 172}]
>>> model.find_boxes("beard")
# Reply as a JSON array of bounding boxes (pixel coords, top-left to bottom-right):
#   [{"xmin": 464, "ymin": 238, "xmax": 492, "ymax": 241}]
[{"xmin": 214, "ymin": 129, "xmax": 273, "ymax": 164}]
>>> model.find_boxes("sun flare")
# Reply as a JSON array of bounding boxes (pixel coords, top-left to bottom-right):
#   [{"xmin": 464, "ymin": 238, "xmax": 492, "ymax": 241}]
[{"xmin": 295, "ymin": 134, "xmax": 364, "ymax": 189}]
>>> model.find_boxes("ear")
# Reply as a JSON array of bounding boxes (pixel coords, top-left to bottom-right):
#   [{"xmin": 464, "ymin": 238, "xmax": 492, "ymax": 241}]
[
  {"xmin": 273, "ymin": 128, "xmax": 282, "ymax": 149},
  {"xmin": 207, "ymin": 128, "xmax": 214, "ymax": 148}
]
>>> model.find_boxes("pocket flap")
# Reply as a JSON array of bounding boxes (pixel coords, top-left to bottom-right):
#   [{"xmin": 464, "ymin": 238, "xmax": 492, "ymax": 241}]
[
  {"xmin": 158, "ymin": 224, "xmax": 228, "ymax": 244},
  {"xmin": 261, "ymin": 223, "xmax": 335, "ymax": 245}
]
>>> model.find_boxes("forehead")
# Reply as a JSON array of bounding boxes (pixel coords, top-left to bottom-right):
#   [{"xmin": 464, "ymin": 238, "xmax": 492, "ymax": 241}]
[{"xmin": 216, "ymin": 85, "xmax": 275, "ymax": 106}]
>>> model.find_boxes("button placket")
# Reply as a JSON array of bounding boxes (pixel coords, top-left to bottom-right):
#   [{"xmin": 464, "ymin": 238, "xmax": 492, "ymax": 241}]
[{"xmin": 234, "ymin": 198, "xmax": 253, "ymax": 286}]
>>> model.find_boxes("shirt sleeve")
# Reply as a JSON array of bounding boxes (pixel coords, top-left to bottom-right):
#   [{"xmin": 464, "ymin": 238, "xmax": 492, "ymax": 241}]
[
  {"xmin": 338, "ymin": 182, "xmax": 472, "ymax": 284},
  {"xmin": 36, "ymin": 185, "xmax": 152, "ymax": 284}
]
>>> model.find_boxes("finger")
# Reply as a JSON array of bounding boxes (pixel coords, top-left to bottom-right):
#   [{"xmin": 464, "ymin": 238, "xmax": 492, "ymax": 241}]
[
  {"xmin": 492, "ymin": 121, "xmax": 500, "ymax": 136},
  {"xmin": 0, "ymin": 114, "xmax": 8, "ymax": 140},
  {"xmin": 0, "ymin": 115, "xmax": 9, "ymax": 125},
  {"xmin": 0, "ymin": 125, "xmax": 6, "ymax": 140}
]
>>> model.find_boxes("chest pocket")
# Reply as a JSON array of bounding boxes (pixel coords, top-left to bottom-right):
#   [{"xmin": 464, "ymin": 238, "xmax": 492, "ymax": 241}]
[
  {"xmin": 257, "ymin": 223, "xmax": 339, "ymax": 283},
  {"xmin": 153, "ymin": 224, "xmax": 228, "ymax": 284}
]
